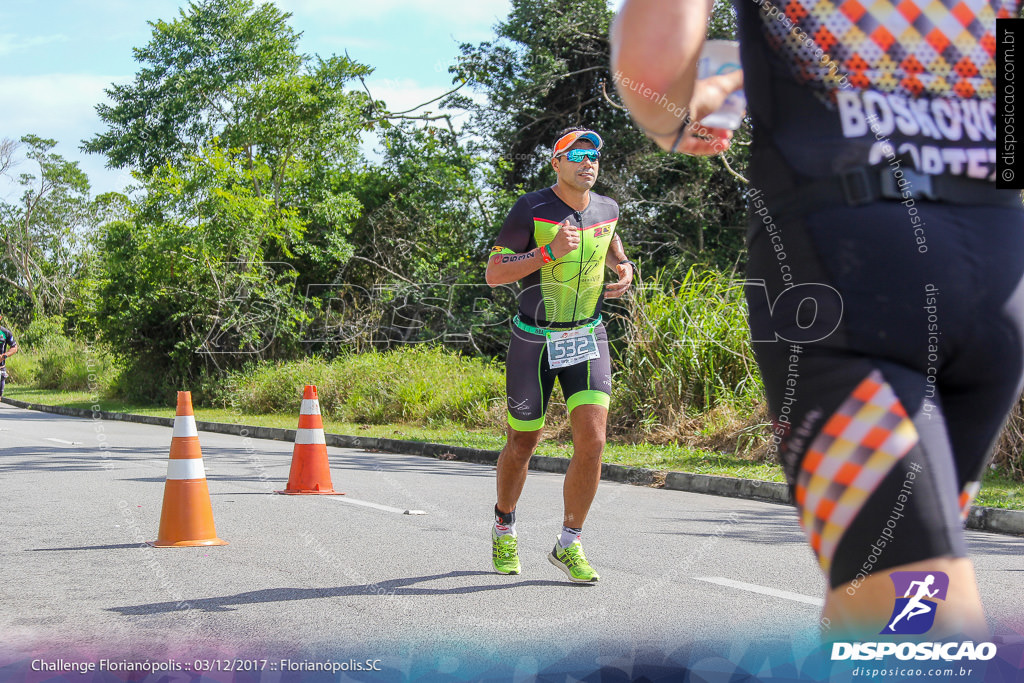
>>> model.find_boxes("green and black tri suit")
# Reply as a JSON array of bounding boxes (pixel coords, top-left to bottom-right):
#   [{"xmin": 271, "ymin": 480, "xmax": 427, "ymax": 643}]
[{"xmin": 491, "ymin": 187, "xmax": 619, "ymax": 431}]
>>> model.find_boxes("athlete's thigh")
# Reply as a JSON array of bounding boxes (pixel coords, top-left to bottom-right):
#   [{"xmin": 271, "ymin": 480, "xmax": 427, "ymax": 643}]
[
  {"xmin": 938, "ymin": 375, "xmax": 1024, "ymax": 520},
  {"xmin": 505, "ymin": 326, "xmax": 558, "ymax": 431},
  {"xmin": 938, "ymin": 209, "xmax": 1024, "ymax": 511},
  {"xmin": 557, "ymin": 323, "xmax": 612, "ymax": 413},
  {"xmin": 757, "ymin": 341, "xmax": 966, "ymax": 589}
]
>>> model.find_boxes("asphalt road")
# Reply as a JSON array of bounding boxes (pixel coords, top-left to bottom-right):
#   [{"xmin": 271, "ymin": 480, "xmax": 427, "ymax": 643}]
[{"xmin": 1, "ymin": 402, "xmax": 1022, "ymax": 679}]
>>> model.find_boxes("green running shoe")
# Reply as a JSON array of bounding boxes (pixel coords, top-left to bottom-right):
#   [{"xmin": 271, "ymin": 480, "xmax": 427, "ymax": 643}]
[
  {"xmin": 492, "ymin": 527, "xmax": 521, "ymax": 575},
  {"xmin": 548, "ymin": 539, "xmax": 600, "ymax": 582}
]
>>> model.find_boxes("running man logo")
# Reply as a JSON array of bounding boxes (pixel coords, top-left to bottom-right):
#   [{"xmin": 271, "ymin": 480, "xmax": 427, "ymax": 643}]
[{"xmin": 881, "ymin": 571, "xmax": 949, "ymax": 635}]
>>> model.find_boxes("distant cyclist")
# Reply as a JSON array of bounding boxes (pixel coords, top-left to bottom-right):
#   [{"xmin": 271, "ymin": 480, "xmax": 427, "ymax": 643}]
[
  {"xmin": 0, "ymin": 314, "xmax": 19, "ymax": 399},
  {"xmin": 613, "ymin": 0, "xmax": 1023, "ymax": 639},
  {"xmin": 485, "ymin": 127, "xmax": 636, "ymax": 582}
]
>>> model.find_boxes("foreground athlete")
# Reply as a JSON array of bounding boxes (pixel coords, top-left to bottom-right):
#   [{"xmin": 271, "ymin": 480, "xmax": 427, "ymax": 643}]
[
  {"xmin": 485, "ymin": 128, "xmax": 635, "ymax": 582},
  {"xmin": 613, "ymin": 0, "xmax": 1024, "ymax": 638}
]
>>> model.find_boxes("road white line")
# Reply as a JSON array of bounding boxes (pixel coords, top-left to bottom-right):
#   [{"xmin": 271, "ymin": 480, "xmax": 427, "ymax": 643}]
[
  {"xmin": 45, "ymin": 438, "xmax": 81, "ymax": 445},
  {"xmin": 323, "ymin": 496, "xmax": 426, "ymax": 515},
  {"xmin": 695, "ymin": 577, "xmax": 824, "ymax": 607}
]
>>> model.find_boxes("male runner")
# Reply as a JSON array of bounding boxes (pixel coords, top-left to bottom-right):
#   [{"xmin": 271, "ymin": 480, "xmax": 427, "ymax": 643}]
[
  {"xmin": 485, "ymin": 127, "xmax": 635, "ymax": 582},
  {"xmin": 0, "ymin": 314, "xmax": 19, "ymax": 399},
  {"xmin": 613, "ymin": 0, "xmax": 1023, "ymax": 638}
]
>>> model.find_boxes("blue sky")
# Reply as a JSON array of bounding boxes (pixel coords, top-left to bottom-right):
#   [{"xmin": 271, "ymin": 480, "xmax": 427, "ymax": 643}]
[{"xmin": 0, "ymin": 0, "xmax": 522, "ymax": 195}]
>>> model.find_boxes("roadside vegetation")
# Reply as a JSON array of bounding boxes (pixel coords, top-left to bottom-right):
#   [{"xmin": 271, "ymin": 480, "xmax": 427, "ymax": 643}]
[
  {"xmin": 1, "ymin": 0, "xmax": 1021, "ymax": 511},
  {"xmin": 6, "ymin": 381, "xmax": 1022, "ymax": 511},
  {"xmin": 5, "ymin": 266, "xmax": 1023, "ymax": 512}
]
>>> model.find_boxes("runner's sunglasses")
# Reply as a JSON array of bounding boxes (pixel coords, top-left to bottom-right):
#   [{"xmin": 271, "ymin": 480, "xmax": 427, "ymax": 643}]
[{"xmin": 557, "ymin": 149, "xmax": 601, "ymax": 162}]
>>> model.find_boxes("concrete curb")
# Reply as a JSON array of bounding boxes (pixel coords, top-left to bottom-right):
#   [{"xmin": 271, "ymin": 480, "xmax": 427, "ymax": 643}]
[{"xmin": 4, "ymin": 396, "xmax": 1023, "ymax": 536}]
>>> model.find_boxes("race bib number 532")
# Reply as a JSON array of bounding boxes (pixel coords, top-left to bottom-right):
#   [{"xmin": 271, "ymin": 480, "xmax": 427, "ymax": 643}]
[{"xmin": 546, "ymin": 327, "xmax": 600, "ymax": 369}]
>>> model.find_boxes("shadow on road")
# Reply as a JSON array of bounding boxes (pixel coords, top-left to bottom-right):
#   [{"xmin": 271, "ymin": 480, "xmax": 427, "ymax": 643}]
[
  {"xmin": 653, "ymin": 507, "xmax": 806, "ymax": 546},
  {"xmin": 108, "ymin": 570, "xmax": 588, "ymax": 615},
  {"xmin": 0, "ymin": 408, "xmax": 97, "ymax": 421},
  {"xmin": 965, "ymin": 531, "xmax": 1024, "ymax": 557},
  {"xmin": 27, "ymin": 543, "xmax": 148, "ymax": 551},
  {"xmin": 0, "ymin": 445, "xmax": 169, "ymax": 474}
]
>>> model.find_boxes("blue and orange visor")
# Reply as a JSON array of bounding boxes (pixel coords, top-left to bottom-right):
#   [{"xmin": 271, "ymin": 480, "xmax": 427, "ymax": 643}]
[{"xmin": 552, "ymin": 130, "xmax": 603, "ymax": 158}]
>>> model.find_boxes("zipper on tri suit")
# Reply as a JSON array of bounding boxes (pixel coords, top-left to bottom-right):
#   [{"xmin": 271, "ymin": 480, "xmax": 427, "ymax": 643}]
[{"xmin": 571, "ymin": 208, "xmax": 584, "ymax": 322}]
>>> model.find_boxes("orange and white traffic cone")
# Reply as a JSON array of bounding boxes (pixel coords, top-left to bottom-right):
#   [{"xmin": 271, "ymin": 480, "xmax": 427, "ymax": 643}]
[
  {"xmin": 276, "ymin": 385, "xmax": 343, "ymax": 495},
  {"xmin": 149, "ymin": 391, "xmax": 228, "ymax": 547}
]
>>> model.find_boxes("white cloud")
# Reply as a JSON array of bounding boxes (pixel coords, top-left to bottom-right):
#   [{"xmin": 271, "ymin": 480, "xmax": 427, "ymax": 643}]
[
  {"xmin": 362, "ymin": 77, "xmax": 461, "ymax": 115},
  {"xmin": 0, "ymin": 74, "xmax": 124, "ymax": 140},
  {"xmin": 355, "ymin": 77, "xmax": 483, "ymax": 161},
  {"xmin": 0, "ymin": 74, "xmax": 133, "ymax": 195},
  {"xmin": 0, "ymin": 33, "xmax": 69, "ymax": 56},
  {"xmin": 273, "ymin": 0, "xmax": 510, "ymax": 32},
  {"xmin": 359, "ymin": 76, "xmax": 483, "ymax": 131},
  {"xmin": 315, "ymin": 34, "xmax": 381, "ymax": 51}
]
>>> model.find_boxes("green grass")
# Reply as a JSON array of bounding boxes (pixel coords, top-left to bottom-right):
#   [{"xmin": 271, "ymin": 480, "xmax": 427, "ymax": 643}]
[
  {"xmin": 5, "ymin": 386, "xmax": 773, "ymax": 476},
  {"xmin": 974, "ymin": 471, "xmax": 1024, "ymax": 511},
  {"xmin": 4, "ymin": 337, "xmax": 117, "ymax": 394},
  {"xmin": 222, "ymin": 349, "xmax": 505, "ymax": 427},
  {"xmin": 10, "ymin": 386, "xmax": 1023, "ymax": 510}
]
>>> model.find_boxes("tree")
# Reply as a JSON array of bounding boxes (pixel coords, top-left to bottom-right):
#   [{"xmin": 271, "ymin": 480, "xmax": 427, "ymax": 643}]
[
  {"xmin": 82, "ymin": 0, "xmax": 377, "ymax": 392},
  {"xmin": 84, "ymin": 0, "xmax": 374, "ymax": 278},
  {"xmin": 316, "ymin": 122, "xmax": 504, "ymax": 354},
  {"xmin": 0, "ymin": 135, "xmax": 94, "ymax": 318},
  {"xmin": 0, "ymin": 138, "xmax": 28, "ymax": 319},
  {"xmin": 85, "ymin": 0, "xmax": 302, "ymax": 173},
  {"xmin": 454, "ymin": 0, "xmax": 750, "ymax": 270},
  {"xmin": 0, "ymin": 138, "xmax": 16, "ymax": 178},
  {"xmin": 89, "ymin": 145, "xmax": 311, "ymax": 400}
]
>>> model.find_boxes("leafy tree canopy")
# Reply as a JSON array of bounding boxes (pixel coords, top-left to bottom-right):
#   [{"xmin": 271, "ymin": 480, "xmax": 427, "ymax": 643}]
[
  {"xmin": 0, "ymin": 135, "xmax": 95, "ymax": 318},
  {"xmin": 83, "ymin": 0, "xmax": 372, "ymax": 175},
  {"xmin": 454, "ymin": 0, "xmax": 749, "ymax": 271}
]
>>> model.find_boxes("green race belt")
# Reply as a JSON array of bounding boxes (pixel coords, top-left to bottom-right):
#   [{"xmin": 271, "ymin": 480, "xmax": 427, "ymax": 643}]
[{"xmin": 513, "ymin": 314, "xmax": 602, "ymax": 337}]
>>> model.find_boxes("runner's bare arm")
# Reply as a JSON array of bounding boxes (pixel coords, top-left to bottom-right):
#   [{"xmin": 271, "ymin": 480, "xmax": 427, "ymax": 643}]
[
  {"xmin": 605, "ymin": 234, "xmax": 626, "ymax": 269},
  {"xmin": 611, "ymin": 0, "xmax": 713, "ymax": 134},
  {"xmin": 485, "ymin": 248, "xmax": 544, "ymax": 287},
  {"xmin": 486, "ymin": 220, "xmax": 580, "ymax": 287},
  {"xmin": 611, "ymin": 0, "xmax": 742, "ymax": 155},
  {"xmin": 604, "ymin": 234, "xmax": 634, "ymax": 298}
]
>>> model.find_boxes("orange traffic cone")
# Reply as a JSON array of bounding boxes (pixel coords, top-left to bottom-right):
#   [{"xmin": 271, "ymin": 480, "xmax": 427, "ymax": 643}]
[
  {"xmin": 149, "ymin": 392, "xmax": 228, "ymax": 547},
  {"xmin": 276, "ymin": 385, "xmax": 343, "ymax": 495}
]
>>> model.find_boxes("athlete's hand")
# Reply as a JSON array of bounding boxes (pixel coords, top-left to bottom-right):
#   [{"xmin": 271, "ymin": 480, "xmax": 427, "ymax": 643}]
[
  {"xmin": 549, "ymin": 219, "xmax": 580, "ymax": 259},
  {"xmin": 648, "ymin": 73, "xmax": 743, "ymax": 156},
  {"xmin": 605, "ymin": 262, "xmax": 634, "ymax": 299},
  {"xmin": 672, "ymin": 122, "xmax": 734, "ymax": 156},
  {"xmin": 690, "ymin": 72, "xmax": 743, "ymax": 125},
  {"xmin": 681, "ymin": 73, "xmax": 743, "ymax": 155}
]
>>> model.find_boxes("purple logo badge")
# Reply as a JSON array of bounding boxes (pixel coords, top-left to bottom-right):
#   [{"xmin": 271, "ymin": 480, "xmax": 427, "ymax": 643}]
[{"xmin": 881, "ymin": 571, "xmax": 949, "ymax": 635}]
